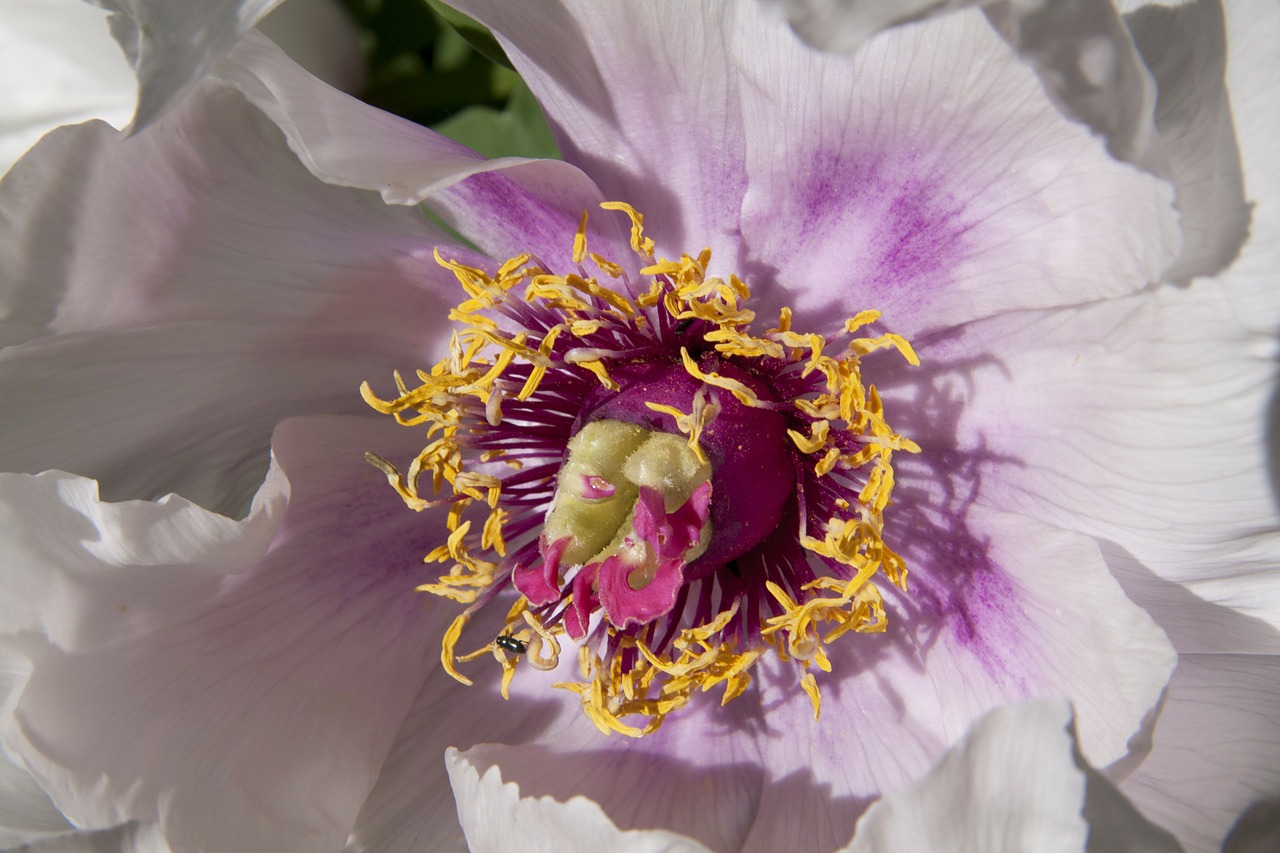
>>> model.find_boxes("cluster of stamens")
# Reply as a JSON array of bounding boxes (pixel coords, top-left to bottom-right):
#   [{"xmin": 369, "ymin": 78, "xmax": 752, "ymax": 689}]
[{"xmin": 362, "ymin": 203, "xmax": 918, "ymax": 736}]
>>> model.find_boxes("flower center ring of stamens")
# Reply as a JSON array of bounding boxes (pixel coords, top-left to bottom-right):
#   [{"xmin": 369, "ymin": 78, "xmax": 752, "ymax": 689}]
[{"xmin": 362, "ymin": 203, "xmax": 919, "ymax": 736}]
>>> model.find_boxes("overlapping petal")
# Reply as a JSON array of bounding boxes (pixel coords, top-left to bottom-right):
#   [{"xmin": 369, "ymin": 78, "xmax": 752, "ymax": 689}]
[
  {"xmin": 0, "ymin": 416, "xmax": 445, "ymax": 853},
  {"xmin": 0, "ymin": 72, "xmax": 462, "ymax": 514}
]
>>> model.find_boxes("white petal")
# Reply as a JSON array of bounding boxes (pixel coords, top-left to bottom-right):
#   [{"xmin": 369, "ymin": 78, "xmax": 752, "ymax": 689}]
[
  {"xmin": 446, "ymin": 0, "xmax": 751, "ymax": 265},
  {"xmin": 445, "ymin": 749, "xmax": 714, "ymax": 853},
  {"xmin": 213, "ymin": 32, "xmax": 627, "ymax": 269},
  {"xmin": 759, "ymin": 0, "xmax": 1165, "ymax": 184},
  {"xmin": 0, "ymin": 0, "xmax": 134, "ymax": 175},
  {"xmin": 754, "ymin": 0, "xmax": 981, "ymax": 53},
  {"xmin": 0, "ymin": 78, "xmax": 458, "ymax": 513},
  {"xmin": 94, "ymin": 0, "xmax": 284, "ymax": 131},
  {"xmin": 0, "ymin": 658, "xmax": 69, "ymax": 844},
  {"xmin": 1121, "ymin": 654, "xmax": 1280, "ymax": 853},
  {"xmin": 732, "ymin": 8, "xmax": 1179, "ymax": 336},
  {"xmin": 349, "ymin": 613, "xmax": 765, "ymax": 852},
  {"xmin": 724, "ymin": 506, "xmax": 1174, "ymax": 851},
  {"xmin": 0, "ymin": 415, "xmax": 446, "ymax": 853},
  {"xmin": 1119, "ymin": 0, "xmax": 1251, "ymax": 283},
  {"xmin": 1214, "ymin": 0, "xmax": 1280, "ymax": 331},
  {"xmin": 891, "ymin": 279, "xmax": 1280, "ymax": 636},
  {"xmin": 0, "ymin": 822, "xmax": 172, "ymax": 853},
  {"xmin": 843, "ymin": 700, "xmax": 1176, "ymax": 853}
]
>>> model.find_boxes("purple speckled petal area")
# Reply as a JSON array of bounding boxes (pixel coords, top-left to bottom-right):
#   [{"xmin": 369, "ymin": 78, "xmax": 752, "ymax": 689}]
[
  {"xmin": 214, "ymin": 32, "xmax": 627, "ymax": 270},
  {"xmin": 1119, "ymin": 654, "xmax": 1280, "ymax": 853},
  {"xmin": 0, "ymin": 75, "xmax": 460, "ymax": 516},
  {"xmin": 733, "ymin": 9, "xmax": 1180, "ymax": 337},
  {"xmin": 0, "ymin": 415, "xmax": 447, "ymax": 853},
  {"xmin": 446, "ymin": 0, "xmax": 750, "ymax": 272},
  {"xmin": 880, "ymin": 276, "xmax": 1280, "ymax": 639}
]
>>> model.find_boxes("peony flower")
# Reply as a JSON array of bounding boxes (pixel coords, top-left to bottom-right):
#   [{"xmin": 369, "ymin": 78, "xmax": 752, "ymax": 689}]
[{"xmin": 0, "ymin": 1, "xmax": 1276, "ymax": 851}]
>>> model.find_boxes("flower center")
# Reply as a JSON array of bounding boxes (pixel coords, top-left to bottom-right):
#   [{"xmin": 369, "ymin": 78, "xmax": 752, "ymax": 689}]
[{"xmin": 362, "ymin": 203, "xmax": 919, "ymax": 736}]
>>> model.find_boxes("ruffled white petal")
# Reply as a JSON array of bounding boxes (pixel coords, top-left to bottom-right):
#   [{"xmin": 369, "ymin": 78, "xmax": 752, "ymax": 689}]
[
  {"xmin": 1119, "ymin": 0, "xmax": 1252, "ymax": 283},
  {"xmin": 1121, "ymin": 654, "xmax": 1280, "ymax": 853},
  {"xmin": 732, "ymin": 8, "xmax": 1179, "ymax": 336},
  {"xmin": 754, "ymin": 0, "xmax": 980, "ymax": 53},
  {"xmin": 0, "ymin": 415, "xmax": 445, "ymax": 853},
  {"xmin": 759, "ymin": 0, "xmax": 1165, "ymax": 180},
  {"xmin": 0, "ymin": 822, "xmax": 172, "ymax": 853},
  {"xmin": 0, "ymin": 0, "xmax": 134, "ymax": 176},
  {"xmin": 841, "ymin": 700, "xmax": 1161, "ymax": 853},
  {"xmin": 1214, "ymin": 0, "xmax": 1280, "ymax": 331},
  {"xmin": 0, "ymin": 76, "xmax": 459, "ymax": 513},
  {"xmin": 213, "ymin": 32, "xmax": 628, "ymax": 270},
  {"xmin": 446, "ymin": 749, "xmax": 713, "ymax": 853},
  {"xmin": 94, "ymin": 0, "xmax": 284, "ymax": 131},
  {"xmin": 890, "ymin": 278, "xmax": 1280, "ymax": 636},
  {"xmin": 445, "ymin": 0, "xmax": 750, "ymax": 266}
]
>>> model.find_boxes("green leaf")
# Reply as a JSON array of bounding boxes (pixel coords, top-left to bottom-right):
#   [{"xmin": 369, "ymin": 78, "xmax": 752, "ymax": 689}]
[
  {"xmin": 423, "ymin": 0, "xmax": 514, "ymax": 70},
  {"xmin": 432, "ymin": 79, "xmax": 560, "ymax": 160}
]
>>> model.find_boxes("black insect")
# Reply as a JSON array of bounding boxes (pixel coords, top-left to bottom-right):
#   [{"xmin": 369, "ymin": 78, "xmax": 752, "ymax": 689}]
[
  {"xmin": 495, "ymin": 634, "xmax": 527, "ymax": 655},
  {"xmin": 675, "ymin": 317, "xmax": 697, "ymax": 335}
]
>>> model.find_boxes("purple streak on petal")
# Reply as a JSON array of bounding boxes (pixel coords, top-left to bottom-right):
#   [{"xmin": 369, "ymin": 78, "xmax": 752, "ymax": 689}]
[{"xmin": 790, "ymin": 148, "xmax": 974, "ymax": 317}]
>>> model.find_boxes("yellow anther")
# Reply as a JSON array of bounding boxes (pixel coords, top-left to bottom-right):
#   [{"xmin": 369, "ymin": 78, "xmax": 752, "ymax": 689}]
[
  {"xmin": 441, "ymin": 613, "xmax": 475, "ymax": 686},
  {"xmin": 573, "ymin": 209, "xmax": 590, "ymax": 264},
  {"xmin": 800, "ymin": 672, "xmax": 822, "ymax": 720},
  {"xmin": 600, "ymin": 201, "xmax": 654, "ymax": 255},
  {"xmin": 679, "ymin": 348, "xmax": 762, "ymax": 407}
]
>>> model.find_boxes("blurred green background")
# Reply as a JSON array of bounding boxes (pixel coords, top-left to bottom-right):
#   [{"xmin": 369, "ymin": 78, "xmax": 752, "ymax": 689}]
[{"xmin": 338, "ymin": 0, "xmax": 560, "ymax": 160}]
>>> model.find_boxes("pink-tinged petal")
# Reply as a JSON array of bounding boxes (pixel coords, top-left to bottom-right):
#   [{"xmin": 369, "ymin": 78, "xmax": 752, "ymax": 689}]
[
  {"xmin": 94, "ymin": 0, "xmax": 284, "ymax": 132},
  {"xmin": 0, "ymin": 415, "xmax": 446, "ymax": 853},
  {"xmin": 0, "ymin": 0, "xmax": 134, "ymax": 175},
  {"xmin": 446, "ymin": 0, "xmax": 749, "ymax": 267},
  {"xmin": 734, "ymin": 9, "xmax": 1179, "ymax": 336},
  {"xmin": 446, "ymin": 749, "xmax": 714, "ymax": 853},
  {"xmin": 843, "ymin": 700, "xmax": 1177, "ymax": 853},
  {"xmin": 0, "ymin": 79, "xmax": 460, "ymax": 513},
  {"xmin": 730, "ymin": 506, "xmax": 1174, "ymax": 851},
  {"xmin": 214, "ymin": 33, "xmax": 629, "ymax": 269},
  {"xmin": 1121, "ymin": 654, "xmax": 1280, "ymax": 853},
  {"xmin": 888, "ymin": 279, "xmax": 1280, "ymax": 638}
]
